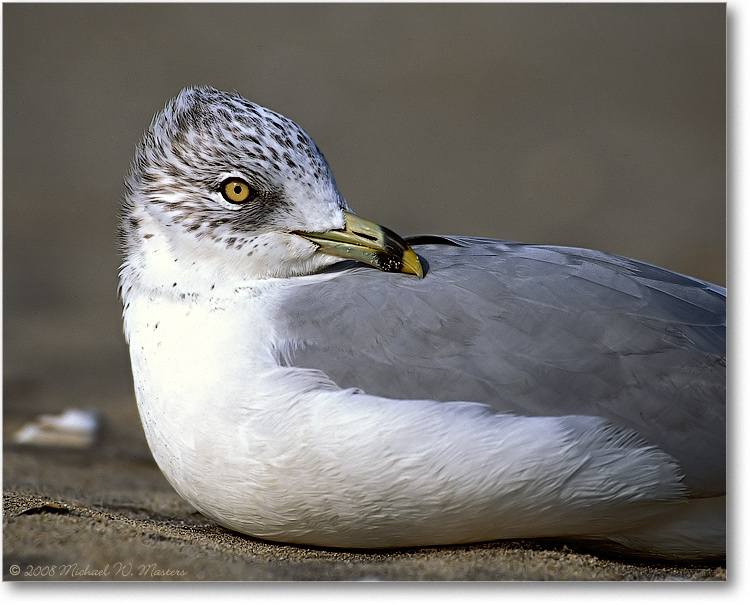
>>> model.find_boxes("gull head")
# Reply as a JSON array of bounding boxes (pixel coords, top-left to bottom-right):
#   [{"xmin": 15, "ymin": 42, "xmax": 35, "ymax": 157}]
[{"xmin": 120, "ymin": 86, "xmax": 421, "ymax": 293}]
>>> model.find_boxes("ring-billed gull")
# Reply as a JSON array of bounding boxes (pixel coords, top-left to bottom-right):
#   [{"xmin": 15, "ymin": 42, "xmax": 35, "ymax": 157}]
[{"xmin": 119, "ymin": 86, "xmax": 725, "ymax": 560}]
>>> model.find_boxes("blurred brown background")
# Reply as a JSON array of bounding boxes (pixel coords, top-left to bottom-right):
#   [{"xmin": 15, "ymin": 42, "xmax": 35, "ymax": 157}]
[{"xmin": 3, "ymin": 4, "xmax": 725, "ymax": 435}]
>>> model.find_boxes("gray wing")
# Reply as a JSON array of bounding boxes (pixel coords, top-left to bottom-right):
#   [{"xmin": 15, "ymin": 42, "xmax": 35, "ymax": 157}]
[{"xmin": 279, "ymin": 236, "xmax": 726, "ymax": 496}]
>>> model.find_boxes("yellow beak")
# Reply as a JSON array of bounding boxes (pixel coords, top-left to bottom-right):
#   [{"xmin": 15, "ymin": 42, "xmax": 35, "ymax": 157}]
[{"xmin": 294, "ymin": 212, "xmax": 424, "ymax": 278}]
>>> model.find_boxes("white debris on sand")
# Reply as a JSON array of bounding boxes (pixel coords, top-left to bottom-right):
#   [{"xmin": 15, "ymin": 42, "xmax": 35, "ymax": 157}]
[{"xmin": 14, "ymin": 409, "xmax": 100, "ymax": 449}]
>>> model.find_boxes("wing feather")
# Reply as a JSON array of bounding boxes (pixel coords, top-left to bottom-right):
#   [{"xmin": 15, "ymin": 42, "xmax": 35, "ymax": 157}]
[{"xmin": 277, "ymin": 238, "xmax": 725, "ymax": 496}]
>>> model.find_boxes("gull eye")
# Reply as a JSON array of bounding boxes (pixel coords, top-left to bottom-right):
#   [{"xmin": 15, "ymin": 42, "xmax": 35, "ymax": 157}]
[{"xmin": 221, "ymin": 178, "xmax": 255, "ymax": 204}]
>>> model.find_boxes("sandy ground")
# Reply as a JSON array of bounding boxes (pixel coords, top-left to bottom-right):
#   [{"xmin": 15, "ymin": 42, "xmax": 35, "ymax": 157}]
[
  {"xmin": 3, "ymin": 4, "xmax": 727, "ymax": 583},
  {"xmin": 3, "ymin": 389, "xmax": 725, "ymax": 582},
  {"xmin": 1, "ymin": 473, "xmax": 727, "ymax": 581}
]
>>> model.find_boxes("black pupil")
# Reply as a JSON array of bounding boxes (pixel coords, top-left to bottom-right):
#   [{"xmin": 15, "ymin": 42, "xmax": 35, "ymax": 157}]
[{"xmin": 233, "ymin": 185, "xmax": 243, "ymax": 195}]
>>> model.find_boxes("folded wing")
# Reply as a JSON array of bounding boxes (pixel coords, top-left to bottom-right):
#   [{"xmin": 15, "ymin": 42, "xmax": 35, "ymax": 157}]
[{"xmin": 278, "ymin": 237, "xmax": 726, "ymax": 497}]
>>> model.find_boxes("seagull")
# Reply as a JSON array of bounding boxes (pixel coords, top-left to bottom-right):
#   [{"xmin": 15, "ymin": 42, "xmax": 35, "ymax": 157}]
[{"xmin": 119, "ymin": 86, "xmax": 725, "ymax": 561}]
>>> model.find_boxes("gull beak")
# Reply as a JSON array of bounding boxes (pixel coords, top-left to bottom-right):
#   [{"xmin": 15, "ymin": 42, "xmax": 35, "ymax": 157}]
[{"xmin": 294, "ymin": 212, "xmax": 424, "ymax": 278}]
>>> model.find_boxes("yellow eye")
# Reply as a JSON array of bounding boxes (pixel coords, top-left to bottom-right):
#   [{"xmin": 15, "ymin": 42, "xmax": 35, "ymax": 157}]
[{"xmin": 221, "ymin": 178, "xmax": 254, "ymax": 204}]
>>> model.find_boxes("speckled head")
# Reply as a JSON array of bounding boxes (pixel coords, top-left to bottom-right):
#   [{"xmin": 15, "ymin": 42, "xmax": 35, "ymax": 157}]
[
  {"xmin": 120, "ymin": 86, "xmax": 354, "ymax": 285},
  {"xmin": 119, "ymin": 87, "xmax": 423, "ymax": 294}
]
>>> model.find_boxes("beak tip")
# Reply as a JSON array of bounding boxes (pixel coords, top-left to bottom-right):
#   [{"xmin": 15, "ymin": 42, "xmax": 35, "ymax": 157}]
[{"xmin": 402, "ymin": 248, "xmax": 425, "ymax": 279}]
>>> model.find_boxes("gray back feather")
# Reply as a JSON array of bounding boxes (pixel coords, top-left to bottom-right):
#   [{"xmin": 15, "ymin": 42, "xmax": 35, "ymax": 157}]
[{"xmin": 278, "ymin": 238, "xmax": 725, "ymax": 496}]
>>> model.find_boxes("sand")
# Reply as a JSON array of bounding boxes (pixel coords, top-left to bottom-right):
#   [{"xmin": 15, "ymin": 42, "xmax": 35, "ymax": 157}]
[{"xmin": 3, "ymin": 398, "xmax": 725, "ymax": 582}]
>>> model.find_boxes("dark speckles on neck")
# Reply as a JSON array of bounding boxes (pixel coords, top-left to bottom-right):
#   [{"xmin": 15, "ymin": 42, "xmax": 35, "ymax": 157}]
[{"xmin": 204, "ymin": 232, "xmax": 250, "ymax": 251}]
